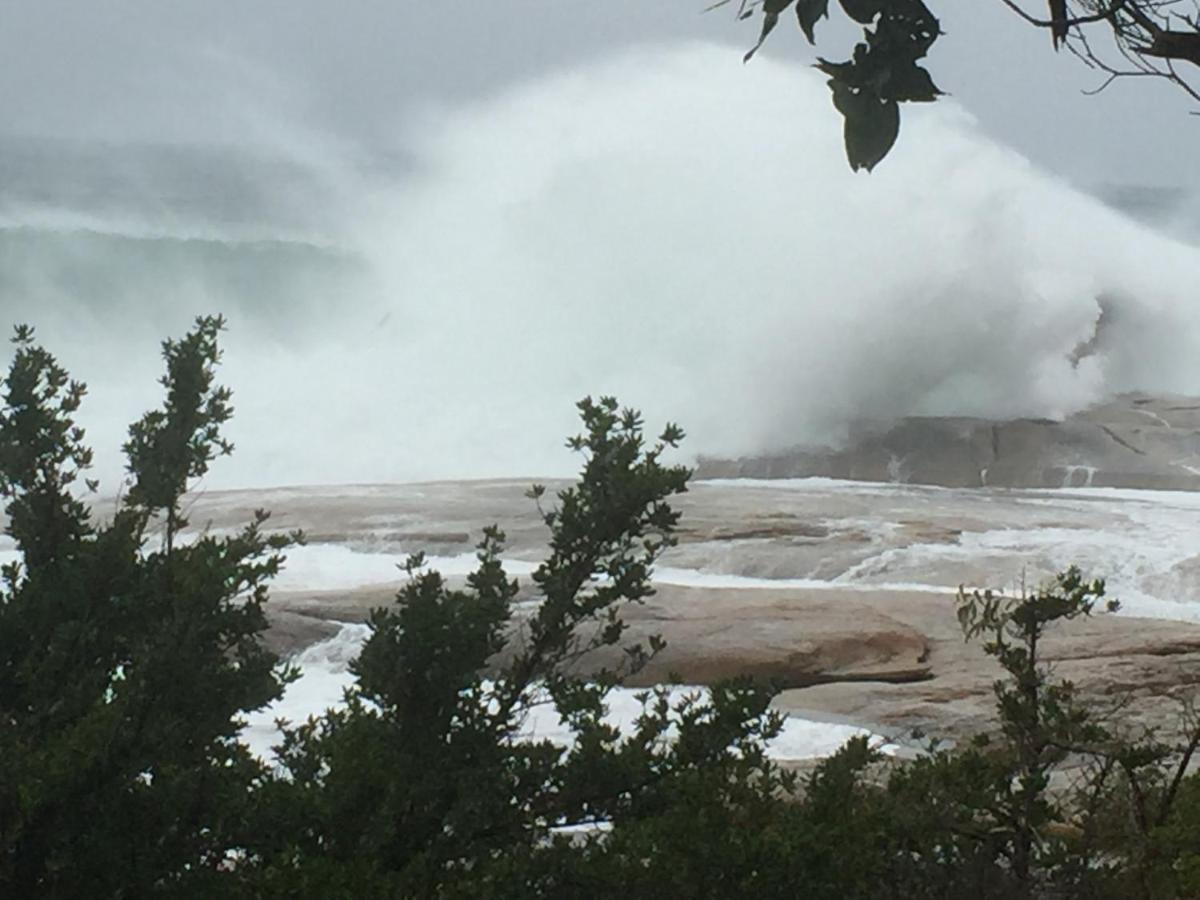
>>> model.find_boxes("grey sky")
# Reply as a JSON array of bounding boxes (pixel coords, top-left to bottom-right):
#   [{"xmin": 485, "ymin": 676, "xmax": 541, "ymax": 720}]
[{"xmin": 0, "ymin": 0, "xmax": 1195, "ymax": 188}]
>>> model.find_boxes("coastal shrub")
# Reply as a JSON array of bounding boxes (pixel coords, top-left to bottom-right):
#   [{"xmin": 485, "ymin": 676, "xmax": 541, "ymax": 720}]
[
  {"xmin": 0, "ymin": 317, "xmax": 297, "ymax": 895},
  {"xmin": 242, "ymin": 396, "xmax": 805, "ymax": 895},
  {"xmin": 0, "ymin": 323, "xmax": 794, "ymax": 896},
  {"xmin": 5, "ymin": 320, "xmax": 1200, "ymax": 898}
]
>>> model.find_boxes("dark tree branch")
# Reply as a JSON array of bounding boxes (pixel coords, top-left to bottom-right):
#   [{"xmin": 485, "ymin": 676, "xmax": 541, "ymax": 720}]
[
  {"xmin": 997, "ymin": 0, "xmax": 1200, "ymax": 102},
  {"xmin": 1157, "ymin": 711, "xmax": 1200, "ymax": 826},
  {"xmin": 994, "ymin": 0, "xmax": 1129, "ymax": 30}
]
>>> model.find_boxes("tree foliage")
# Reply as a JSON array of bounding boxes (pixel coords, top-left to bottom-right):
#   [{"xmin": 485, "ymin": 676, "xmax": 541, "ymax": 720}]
[
  {"xmin": 0, "ymin": 318, "xmax": 296, "ymax": 896},
  {"xmin": 737, "ymin": 0, "xmax": 941, "ymax": 171},
  {"xmin": 5, "ymin": 322, "xmax": 1200, "ymax": 896},
  {"xmin": 730, "ymin": 0, "xmax": 1200, "ymax": 170},
  {"xmin": 242, "ymin": 397, "xmax": 801, "ymax": 895}
]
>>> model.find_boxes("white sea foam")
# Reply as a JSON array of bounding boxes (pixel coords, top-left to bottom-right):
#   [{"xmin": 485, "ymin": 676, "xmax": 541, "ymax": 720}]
[
  {"xmin": 270, "ymin": 467, "xmax": 1200, "ymax": 617},
  {"xmin": 517, "ymin": 682, "xmax": 896, "ymax": 760},
  {"xmin": 0, "ymin": 536, "xmax": 19, "ymax": 572},
  {"xmin": 241, "ymin": 622, "xmax": 370, "ymax": 761},
  {"xmin": 721, "ymin": 478, "xmax": 1200, "ymax": 620},
  {"xmin": 271, "ymin": 545, "xmax": 538, "ymax": 593},
  {"xmin": 273, "ymin": 541, "xmax": 945, "ymax": 596},
  {"xmin": 655, "ymin": 565, "xmax": 946, "ymax": 595},
  {"xmin": 6, "ymin": 44, "xmax": 1198, "ymax": 490},
  {"xmin": 241, "ymin": 622, "xmax": 896, "ymax": 764}
]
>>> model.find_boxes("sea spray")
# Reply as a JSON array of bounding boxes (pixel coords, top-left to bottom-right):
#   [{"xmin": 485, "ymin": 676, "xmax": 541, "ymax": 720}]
[{"xmin": 4, "ymin": 43, "xmax": 1199, "ymax": 489}]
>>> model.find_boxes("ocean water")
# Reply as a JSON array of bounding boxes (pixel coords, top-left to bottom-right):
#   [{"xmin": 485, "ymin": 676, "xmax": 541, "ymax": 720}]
[{"xmin": 1, "ymin": 43, "xmax": 1199, "ymax": 491}]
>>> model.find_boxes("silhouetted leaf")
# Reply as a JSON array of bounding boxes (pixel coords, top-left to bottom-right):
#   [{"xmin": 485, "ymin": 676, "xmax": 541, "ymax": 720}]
[
  {"xmin": 865, "ymin": 0, "xmax": 941, "ymax": 60},
  {"xmin": 838, "ymin": 0, "xmax": 883, "ymax": 24},
  {"xmin": 745, "ymin": 0, "xmax": 795, "ymax": 62},
  {"xmin": 795, "ymin": 0, "xmax": 829, "ymax": 44},
  {"xmin": 1048, "ymin": 0, "xmax": 1068, "ymax": 48},
  {"xmin": 884, "ymin": 63, "xmax": 942, "ymax": 102},
  {"xmin": 829, "ymin": 81, "xmax": 900, "ymax": 171},
  {"xmin": 815, "ymin": 56, "xmax": 856, "ymax": 84}
]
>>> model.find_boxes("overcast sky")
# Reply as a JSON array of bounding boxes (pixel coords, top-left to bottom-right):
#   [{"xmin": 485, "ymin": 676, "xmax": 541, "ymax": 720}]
[{"xmin": 1, "ymin": 0, "xmax": 1196, "ymax": 188}]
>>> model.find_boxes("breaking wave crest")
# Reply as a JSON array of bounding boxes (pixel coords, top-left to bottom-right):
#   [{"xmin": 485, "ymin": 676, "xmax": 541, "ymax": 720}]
[{"xmin": 4, "ymin": 43, "xmax": 1199, "ymax": 488}]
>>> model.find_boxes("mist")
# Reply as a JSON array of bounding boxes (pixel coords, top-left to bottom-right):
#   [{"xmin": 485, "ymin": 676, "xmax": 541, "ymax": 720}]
[{"xmin": 4, "ymin": 43, "xmax": 1199, "ymax": 490}]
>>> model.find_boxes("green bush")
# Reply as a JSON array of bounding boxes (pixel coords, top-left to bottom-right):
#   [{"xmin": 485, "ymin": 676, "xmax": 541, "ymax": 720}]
[
  {"xmin": 4, "ymin": 320, "xmax": 1200, "ymax": 898},
  {"xmin": 0, "ymin": 318, "xmax": 296, "ymax": 895}
]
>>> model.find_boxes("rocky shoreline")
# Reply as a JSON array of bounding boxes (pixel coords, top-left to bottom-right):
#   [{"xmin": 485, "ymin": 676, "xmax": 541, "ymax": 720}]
[
  {"xmin": 697, "ymin": 393, "xmax": 1200, "ymax": 492},
  {"xmin": 175, "ymin": 470, "xmax": 1200, "ymax": 748},
  {"xmin": 265, "ymin": 579, "xmax": 1200, "ymax": 746}
]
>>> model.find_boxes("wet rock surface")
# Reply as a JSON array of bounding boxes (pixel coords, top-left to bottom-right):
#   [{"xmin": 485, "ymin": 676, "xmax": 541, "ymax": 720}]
[
  {"xmin": 521, "ymin": 585, "xmax": 936, "ymax": 690},
  {"xmin": 180, "ymin": 474, "xmax": 1200, "ymax": 745},
  {"xmin": 696, "ymin": 393, "xmax": 1200, "ymax": 491}
]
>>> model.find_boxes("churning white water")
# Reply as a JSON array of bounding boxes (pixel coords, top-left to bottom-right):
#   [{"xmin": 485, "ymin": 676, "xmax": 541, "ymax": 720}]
[
  {"xmin": 3, "ymin": 43, "xmax": 1199, "ymax": 489},
  {"xmin": 240, "ymin": 621, "xmax": 898, "ymax": 766}
]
